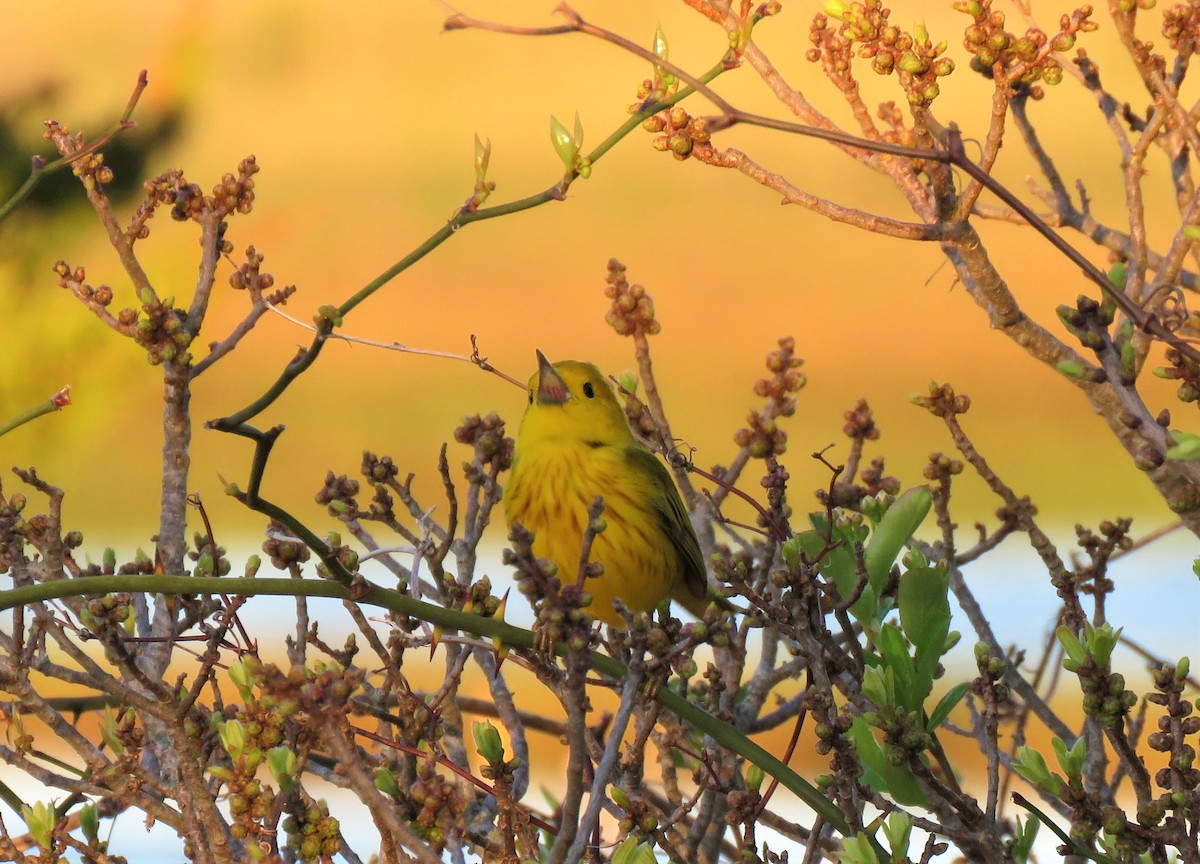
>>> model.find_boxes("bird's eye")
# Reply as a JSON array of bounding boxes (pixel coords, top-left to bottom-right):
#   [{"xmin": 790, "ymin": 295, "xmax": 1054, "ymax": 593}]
[
  {"xmin": 583, "ymin": 382, "xmax": 595, "ymax": 399},
  {"xmin": 528, "ymin": 388, "xmax": 534, "ymax": 405}
]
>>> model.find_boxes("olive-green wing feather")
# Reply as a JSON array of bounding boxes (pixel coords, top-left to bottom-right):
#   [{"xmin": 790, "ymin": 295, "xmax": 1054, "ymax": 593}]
[{"xmin": 623, "ymin": 446, "xmax": 707, "ymax": 601}]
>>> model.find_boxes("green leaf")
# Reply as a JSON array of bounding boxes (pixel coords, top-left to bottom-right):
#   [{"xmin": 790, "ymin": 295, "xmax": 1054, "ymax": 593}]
[
  {"xmin": 373, "ymin": 766, "xmax": 400, "ymax": 797},
  {"xmin": 268, "ymin": 746, "xmax": 298, "ymax": 795},
  {"xmin": 1085, "ymin": 621, "xmax": 1121, "ymax": 668},
  {"xmin": 473, "ymin": 721, "xmax": 504, "ymax": 762},
  {"xmin": 21, "ymin": 801, "xmax": 56, "ymax": 850},
  {"xmin": 883, "ymin": 811, "xmax": 912, "ymax": 861},
  {"xmin": 1012, "ymin": 745, "xmax": 1063, "ymax": 795},
  {"xmin": 927, "ymin": 682, "xmax": 971, "ymax": 731},
  {"xmin": 612, "ymin": 837, "xmax": 657, "ymax": 864},
  {"xmin": 898, "ymin": 566, "xmax": 952, "ymax": 705},
  {"xmin": 1106, "ymin": 261, "xmax": 1128, "ymax": 291},
  {"xmin": 878, "ymin": 623, "xmax": 918, "ymax": 711},
  {"xmin": 864, "ymin": 486, "xmax": 932, "ymax": 589},
  {"xmin": 1166, "ymin": 430, "xmax": 1200, "ymax": 461},
  {"xmin": 861, "ymin": 665, "xmax": 892, "ymax": 708},
  {"xmin": 847, "ymin": 717, "xmax": 928, "ymax": 807},
  {"xmin": 838, "ymin": 832, "xmax": 881, "ymax": 864},
  {"xmin": 1056, "ymin": 360, "xmax": 1093, "ymax": 381},
  {"xmin": 217, "ymin": 718, "xmax": 246, "ymax": 761},
  {"xmin": 79, "ymin": 803, "xmax": 99, "ymax": 844},
  {"xmin": 1051, "ymin": 735, "xmax": 1086, "ymax": 783},
  {"xmin": 1055, "ymin": 625, "xmax": 1086, "ymax": 666},
  {"xmin": 796, "ymin": 527, "xmax": 874, "ymax": 620},
  {"xmin": 549, "ymin": 114, "xmax": 577, "ymax": 170},
  {"xmin": 473, "ymin": 133, "xmax": 491, "ymax": 181},
  {"xmin": 1011, "ymin": 816, "xmax": 1039, "ymax": 864}
]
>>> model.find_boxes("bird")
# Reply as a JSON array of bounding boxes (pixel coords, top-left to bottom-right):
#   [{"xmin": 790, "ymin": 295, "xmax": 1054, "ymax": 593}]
[{"xmin": 504, "ymin": 350, "xmax": 712, "ymax": 626}]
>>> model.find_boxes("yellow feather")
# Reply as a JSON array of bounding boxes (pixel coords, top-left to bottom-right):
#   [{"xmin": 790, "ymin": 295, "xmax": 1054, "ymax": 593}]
[{"xmin": 505, "ymin": 352, "xmax": 709, "ymax": 626}]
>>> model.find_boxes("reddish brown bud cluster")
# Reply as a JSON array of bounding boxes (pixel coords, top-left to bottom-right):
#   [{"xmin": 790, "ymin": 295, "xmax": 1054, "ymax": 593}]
[
  {"xmin": 954, "ymin": 0, "xmax": 1094, "ymax": 95},
  {"xmin": 168, "ymin": 156, "xmax": 258, "ymax": 225},
  {"xmin": 356, "ymin": 452, "xmax": 401, "ymax": 522},
  {"xmin": 262, "ymin": 520, "xmax": 312, "ymax": 570},
  {"xmin": 42, "ymin": 120, "xmax": 114, "ymax": 184},
  {"xmin": 454, "ymin": 412, "xmax": 514, "ymax": 471},
  {"xmin": 754, "ymin": 336, "xmax": 806, "ymax": 418},
  {"xmin": 913, "ymin": 381, "xmax": 971, "ymax": 418},
  {"xmin": 504, "ymin": 522, "xmax": 595, "ymax": 647},
  {"xmin": 1163, "ymin": 1, "xmax": 1200, "ymax": 57},
  {"xmin": 228, "ymin": 246, "xmax": 285, "ymax": 302},
  {"xmin": 53, "ymin": 260, "xmax": 113, "ymax": 308},
  {"xmin": 642, "ymin": 105, "xmax": 711, "ymax": 161},
  {"xmin": 809, "ymin": 0, "xmax": 955, "ymax": 106},
  {"xmin": 923, "ymin": 451, "xmax": 965, "ymax": 482},
  {"xmin": 403, "ymin": 762, "xmax": 466, "ymax": 851},
  {"xmin": 1159, "ymin": 346, "xmax": 1200, "ymax": 403},
  {"xmin": 842, "ymin": 398, "xmax": 881, "ymax": 441},
  {"xmin": 736, "ymin": 337, "xmax": 806, "ymax": 458},
  {"xmin": 604, "ymin": 258, "xmax": 661, "ymax": 337},
  {"xmin": 316, "ymin": 471, "xmax": 361, "ymax": 519},
  {"xmin": 735, "ymin": 410, "xmax": 786, "ymax": 458},
  {"xmin": 126, "ymin": 169, "xmax": 186, "ymax": 242}
]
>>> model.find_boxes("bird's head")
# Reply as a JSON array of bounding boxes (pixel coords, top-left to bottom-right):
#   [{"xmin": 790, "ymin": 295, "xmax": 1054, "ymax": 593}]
[{"xmin": 517, "ymin": 350, "xmax": 635, "ymax": 448}]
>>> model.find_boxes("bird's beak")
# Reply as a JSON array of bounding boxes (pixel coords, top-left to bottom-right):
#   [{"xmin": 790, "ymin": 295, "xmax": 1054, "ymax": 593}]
[{"xmin": 536, "ymin": 350, "xmax": 569, "ymax": 405}]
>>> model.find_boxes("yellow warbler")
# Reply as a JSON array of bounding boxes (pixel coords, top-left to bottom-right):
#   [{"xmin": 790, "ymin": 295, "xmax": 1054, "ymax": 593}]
[{"xmin": 505, "ymin": 351, "xmax": 710, "ymax": 626}]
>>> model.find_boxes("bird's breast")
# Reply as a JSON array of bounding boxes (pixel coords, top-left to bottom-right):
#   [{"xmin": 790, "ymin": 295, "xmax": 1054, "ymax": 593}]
[{"xmin": 505, "ymin": 440, "xmax": 679, "ymax": 623}]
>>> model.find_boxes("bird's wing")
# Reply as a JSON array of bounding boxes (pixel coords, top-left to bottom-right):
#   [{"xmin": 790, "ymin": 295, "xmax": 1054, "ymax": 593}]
[{"xmin": 624, "ymin": 446, "xmax": 708, "ymax": 601}]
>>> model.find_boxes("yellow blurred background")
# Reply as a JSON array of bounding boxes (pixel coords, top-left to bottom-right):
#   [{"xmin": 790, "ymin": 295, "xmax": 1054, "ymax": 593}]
[
  {"xmin": 1, "ymin": 3, "xmax": 1197, "ymax": 854},
  {"xmin": 2, "ymin": 1, "xmax": 1193, "ymax": 546}
]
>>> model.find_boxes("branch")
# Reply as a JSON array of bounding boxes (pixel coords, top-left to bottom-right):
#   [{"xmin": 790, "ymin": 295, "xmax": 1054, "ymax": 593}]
[
  {"xmin": 0, "ymin": 71, "xmax": 148, "ymax": 224},
  {"xmin": 0, "ymin": 387, "xmax": 70, "ymax": 438}
]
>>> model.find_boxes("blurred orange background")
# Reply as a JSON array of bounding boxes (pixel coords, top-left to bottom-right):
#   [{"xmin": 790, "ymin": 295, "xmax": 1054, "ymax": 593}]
[
  {"xmin": 1, "ymin": 4, "xmax": 1197, "ymax": 855},
  {"xmin": 1, "ymin": 3, "xmax": 1191, "ymax": 537},
  {"xmin": 0, "ymin": 5, "xmax": 1193, "ymax": 629}
]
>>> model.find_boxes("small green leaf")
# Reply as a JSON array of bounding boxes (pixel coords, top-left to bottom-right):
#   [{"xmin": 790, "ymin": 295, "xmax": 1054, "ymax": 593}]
[
  {"xmin": 217, "ymin": 718, "xmax": 246, "ymax": 761},
  {"xmin": 864, "ymin": 486, "xmax": 932, "ymax": 589},
  {"xmin": 883, "ymin": 811, "xmax": 912, "ymax": 860},
  {"xmin": 99, "ymin": 709, "xmax": 124, "ymax": 755},
  {"xmin": 612, "ymin": 837, "xmax": 657, "ymax": 864},
  {"xmin": 839, "ymin": 832, "xmax": 881, "ymax": 864},
  {"xmin": 572, "ymin": 111, "xmax": 585, "ymax": 152},
  {"xmin": 21, "ymin": 801, "xmax": 56, "ymax": 851},
  {"xmin": 861, "ymin": 665, "xmax": 891, "ymax": 708},
  {"xmin": 267, "ymin": 746, "xmax": 298, "ymax": 795},
  {"xmin": 473, "ymin": 721, "xmax": 504, "ymax": 763},
  {"xmin": 653, "ymin": 22, "xmax": 669, "ymax": 60},
  {"xmin": 549, "ymin": 115, "xmax": 576, "ymax": 171},
  {"xmin": 1051, "ymin": 735, "xmax": 1086, "ymax": 783},
  {"xmin": 1166, "ymin": 430, "xmax": 1200, "ymax": 461},
  {"xmin": 898, "ymin": 566, "xmax": 951, "ymax": 704},
  {"xmin": 227, "ymin": 660, "xmax": 254, "ymax": 702},
  {"xmin": 1183, "ymin": 225, "xmax": 1200, "ymax": 241},
  {"xmin": 1106, "ymin": 261, "xmax": 1128, "ymax": 291},
  {"xmin": 1055, "ymin": 625, "xmax": 1086, "ymax": 666},
  {"xmin": 847, "ymin": 718, "xmax": 928, "ymax": 807},
  {"xmin": 823, "ymin": 0, "xmax": 851, "ymax": 21},
  {"xmin": 878, "ymin": 623, "xmax": 919, "ymax": 711},
  {"xmin": 373, "ymin": 767, "xmax": 401, "ymax": 797},
  {"xmin": 1085, "ymin": 621, "xmax": 1121, "ymax": 668},
  {"xmin": 745, "ymin": 762, "xmax": 764, "ymax": 791},
  {"xmin": 79, "ymin": 802, "xmax": 99, "ymax": 843},
  {"xmin": 927, "ymin": 682, "xmax": 971, "ymax": 731},
  {"xmin": 1055, "ymin": 359, "xmax": 1092, "ymax": 381},
  {"xmin": 1012, "ymin": 745, "xmax": 1063, "ymax": 795},
  {"xmin": 473, "ymin": 134, "xmax": 491, "ymax": 181},
  {"xmin": 1011, "ymin": 816, "xmax": 1039, "ymax": 864}
]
